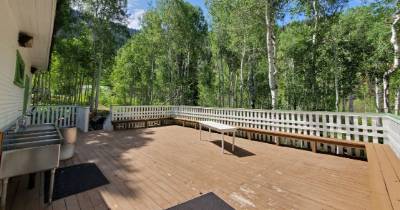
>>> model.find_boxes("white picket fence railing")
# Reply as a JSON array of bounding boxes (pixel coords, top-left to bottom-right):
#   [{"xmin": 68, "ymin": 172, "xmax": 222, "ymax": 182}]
[
  {"xmin": 111, "ymin": 105, "xmax": 400, "ymax": 158},
  {"xmin": 111, "ymin": 106, "xmax": 174, "ymax": 121},
  {"xmin": 30, "ymin": 105, "xmax": 90, "ymax": 132},
  {"xmin": 30, "ymin": 106, "xmax": 77, "ymax": 127}
]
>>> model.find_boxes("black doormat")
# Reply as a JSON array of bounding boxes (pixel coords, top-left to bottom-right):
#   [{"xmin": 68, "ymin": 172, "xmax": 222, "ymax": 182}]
[
  {"xmin": 166, "ymin": 192, "xmax": 235, "ymax": 210},
  {"xmin": 44, "ymin": 163, "xmax": 109, "ymax": 202}
]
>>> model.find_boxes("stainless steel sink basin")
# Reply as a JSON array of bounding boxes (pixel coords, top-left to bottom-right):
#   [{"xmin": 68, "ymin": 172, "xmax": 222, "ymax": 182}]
[
  {"xmin": 3, "ymin": 133, "xmax": 60, "ymax": 151},
  {"xmin": 0, "ymin": 124, "xmax": 63, "ymax": 209}
]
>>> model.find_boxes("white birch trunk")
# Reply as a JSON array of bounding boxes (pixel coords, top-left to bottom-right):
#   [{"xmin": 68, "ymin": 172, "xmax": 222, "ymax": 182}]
[
  {"xmin": 239, "ymin": 39, "xmax": 246, "ymax": 108},
  {"xmin": 383, "ymin": 7, "xmax": 400, "ymax": 113},
  {"xmin": 266, "ymin": 0, "xmax": 278, "ymax": 109},
  {"xmin": 311, "ymin": 0, "xmax": 319, "ymax": 46},
  {"xmin": 395, "ymin": 88, "xmax": 400, "ymax": 115},
  {"xmin": 335, "ymin": 74, "xmax": 339, "ymax": 112},
  {"xmin": 375, "ymin": 77, "xmax": 381, "ymax": 113}
]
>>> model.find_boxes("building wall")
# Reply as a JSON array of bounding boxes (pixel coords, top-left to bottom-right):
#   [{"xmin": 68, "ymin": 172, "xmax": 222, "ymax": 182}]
[{"xmin": 0, "ymin": 0, "xmax": 32, "ymax": 130}]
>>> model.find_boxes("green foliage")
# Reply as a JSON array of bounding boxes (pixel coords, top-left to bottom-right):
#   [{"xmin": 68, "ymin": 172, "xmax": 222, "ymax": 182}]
[
  {"xmin": 110, "ymin": 0, "xmax": 208, "ymax": 105},
  {"xmin": 33, "ymin": 0, "xmax": 130, "ymax": 108},
  {"xmin": 37, "ymin": 0, "xmax": 399, "ymax": 114}
]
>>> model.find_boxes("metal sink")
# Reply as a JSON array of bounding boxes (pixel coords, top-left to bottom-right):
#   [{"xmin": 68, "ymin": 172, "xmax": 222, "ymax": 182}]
[
  {"xmin": 0, "ymin": 124, "xmax": 63, "ymax": 209},
  {"xmin": 3, "ymin": 132, "xmax": 60, "ymax": 151}
]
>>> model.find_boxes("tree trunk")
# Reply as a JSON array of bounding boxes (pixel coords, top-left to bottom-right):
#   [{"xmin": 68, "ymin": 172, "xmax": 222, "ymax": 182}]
[
  {"xmin": 309, "ymin": 0, "xmax": 319, "ymax": 110},
  {"xmin": 348, "ymin": 94, "xmax": 355, "ymax": 112},
  {"xmin": 375, "ymin": 77, "xmax": 381, "ymax": 113},
  {"xmin": 234, "ymin": 73, "xmax": 238, "ymax": 108},
  {"xmin": 395, "ymin": 87, "xmax": 400, "ymax": 115},
  {"xmin": 383, "ymin": 76, "xmax": 389, "ymax": 113},
  {"xmin": 311, "ymin": 0, "xmax": 319, "ymax": 47},
  {"xmin": 94, "ymin": 54, "xmax": 102, "ymax": 112},
  {"xmin": 148, "ymin": 56, "xmax": 155, "ymax": 104},
  {"xmin": 239, "ymin": 37, "xmax": 246, "ymax": 108},
  {"xmin": 219, "ymin": 53, "xmax": 225, "ymax": 107},
  {"xmin": 383, "ymin": 7, "xmax": 400, "ymax": 113},
  {"xmin": 229, "ymin": 71, "xmax": 234, "ymax": 107},
  {"xmin": 342, "ymin": 97, "xmax": 346, "ymax": 112},
  {"xmin": 265, "ymin": 0, "xmax": 278, "ymax": 109},
  {"xmin": 335, "ymin": 74, "xmax": 339, "ymax": 112},
  {"xmin": 249, "ymin": 54, "xmax": 256, "ymax": 109}
]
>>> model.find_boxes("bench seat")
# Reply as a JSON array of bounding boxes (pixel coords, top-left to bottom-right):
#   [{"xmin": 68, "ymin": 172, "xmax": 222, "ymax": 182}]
[
  {"xmin": 239, "ymin": 127, "xmax": 365, "ymax": 150},
  {"xmin": 366, "ymin": 143, "xmax": 400, "ymax": 210},
  {"xmin": 111, "ymin": 117, "xmax": 173, "ymax": 130}
]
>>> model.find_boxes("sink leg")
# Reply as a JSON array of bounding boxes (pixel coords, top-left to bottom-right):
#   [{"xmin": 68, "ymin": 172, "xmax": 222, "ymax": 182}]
[
  {"xmin": 48, "ymin": 168, "xmax": 56, "ymax": 203},
  {"xmin": 1, "ymin": 178, "xmax": 9, "ymax": 210},
  {"xmin": 28, "ymin": 173, "xmax": 36, "ymax": 189}
]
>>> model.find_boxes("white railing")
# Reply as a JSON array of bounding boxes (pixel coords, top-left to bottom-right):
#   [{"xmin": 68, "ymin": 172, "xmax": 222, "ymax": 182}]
[
  {"xmin": 111, "ymin": 106, "xmax": 174, "ymax": 121},
  {"xmin": 30, "ymin": 105, "xmax": 90, "ymax": 132},
  {"xmin": 111, "ymin": 105, "xmax": 400, "ymax": 158},
  {"xmin": 383, "ymin": 115, "xmax": 400, "ymax": 157}
]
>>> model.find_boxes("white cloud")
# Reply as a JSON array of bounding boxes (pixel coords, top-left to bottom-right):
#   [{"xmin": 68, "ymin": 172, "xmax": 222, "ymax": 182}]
[{"xmin": 127, "ymin": 9, "xmax": 146, "ymax": 29}]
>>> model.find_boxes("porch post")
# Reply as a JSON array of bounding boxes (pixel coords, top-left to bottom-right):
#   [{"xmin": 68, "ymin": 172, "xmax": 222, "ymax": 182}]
[{"xmin": 76, "ymin": 106, "xmax": 90, "ymax": 132}]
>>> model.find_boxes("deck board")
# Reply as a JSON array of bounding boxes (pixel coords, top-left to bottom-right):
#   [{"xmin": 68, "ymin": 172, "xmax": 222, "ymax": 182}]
[{"xmin": 7, "ymin": 125, "xmax": 370, "ymax": 210}]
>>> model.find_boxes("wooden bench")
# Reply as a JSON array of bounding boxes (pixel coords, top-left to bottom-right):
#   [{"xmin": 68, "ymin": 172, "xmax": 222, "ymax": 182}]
[
  {"xmin": 174, "ymin": 118, "xmax": 200, "ymax": 129},
  {"xmin": 173, "ymin": 120, "xmax": 366, "ymax": 155},
  {"xmin": 112, "ymin": 118, "xmax": 174, "ymax": 130},
  {"xmin": 366, "ymin": 143, "xmax": 400, "ymax": 210},
  {"xmin": 163, "ymin": 119, "xmax": 367, "ymax": 154},
  {"xmin": 239, "ymin": 127, "xmax": 366, "ymax": 152}
]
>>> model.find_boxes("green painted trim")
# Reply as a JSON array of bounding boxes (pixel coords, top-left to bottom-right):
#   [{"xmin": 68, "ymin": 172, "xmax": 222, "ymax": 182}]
[{"xmin": 13, "ymin": 50, "xmax": 25, "ymax": 88}]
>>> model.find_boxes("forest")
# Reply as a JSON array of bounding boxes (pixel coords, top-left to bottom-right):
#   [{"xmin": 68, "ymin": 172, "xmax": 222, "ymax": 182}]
[{"xmin": 31, "ymin": 0, "xmax": 400, "ymax": 115}]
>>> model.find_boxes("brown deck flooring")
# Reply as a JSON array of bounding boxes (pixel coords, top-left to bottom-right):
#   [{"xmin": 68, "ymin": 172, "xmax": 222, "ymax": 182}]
[{"xmin": 7, "ymin": 125, "xmax": 370, "ymax": 210}]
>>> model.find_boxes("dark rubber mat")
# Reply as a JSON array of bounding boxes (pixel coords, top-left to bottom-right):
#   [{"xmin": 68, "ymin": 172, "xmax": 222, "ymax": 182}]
[
  {"xmin": 44, "ymin": 163, "xmax": 109, "ymax": 202},
  {"xmin": 166, "ymin": 192, "xmax": 235, "ymax": 210}
]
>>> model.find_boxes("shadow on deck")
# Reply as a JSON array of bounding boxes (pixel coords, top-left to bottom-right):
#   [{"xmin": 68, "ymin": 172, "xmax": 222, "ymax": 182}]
[{"xmin": 7, "ymin": 125, "xmax": 370, "ymax": 210}]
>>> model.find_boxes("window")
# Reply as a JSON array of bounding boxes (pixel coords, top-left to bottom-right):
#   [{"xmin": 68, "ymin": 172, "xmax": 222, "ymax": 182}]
[{"xmin": 14, "ymin": 50, "xmax": 25, "ymax": 88}]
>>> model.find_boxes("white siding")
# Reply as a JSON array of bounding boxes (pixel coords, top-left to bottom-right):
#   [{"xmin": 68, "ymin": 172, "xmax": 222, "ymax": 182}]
[{"xmin": 0, "ymin": 0, "xmax": 32, "ymax": 130}]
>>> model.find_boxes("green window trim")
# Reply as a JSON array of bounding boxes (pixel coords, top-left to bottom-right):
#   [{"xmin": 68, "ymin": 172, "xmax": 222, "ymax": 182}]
[{"xmin": 14, "ymin": 50, "xmax": 25, "ymax": 88}]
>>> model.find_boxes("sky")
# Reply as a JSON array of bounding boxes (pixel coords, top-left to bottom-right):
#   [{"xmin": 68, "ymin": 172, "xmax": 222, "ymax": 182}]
[{"xmin": 127, "ymin": 0, "xmax": 375, "ymax": 29}]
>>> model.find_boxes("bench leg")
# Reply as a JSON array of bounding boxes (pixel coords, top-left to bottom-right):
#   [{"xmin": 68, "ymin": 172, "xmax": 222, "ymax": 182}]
[
  {"xmin": 49, "ymin": 168, "xmax": 56, "ymax": 203},
  {"xmin": 199, "ymin": 124, "xmax": 202, "ymax": 141},
  {"xmin": 222, "ymin": 132, "xmax": 224, "ymax": 154},
  {"xmin": 232, "ymin": 132, "xmax": 235, "ymax": 152},
  {"xmin": 1, "ymin": 178, "xmax": 9, "ymax": 210},
  {"xmin": 275, "ymin": 136, "xmax": 280, "ymax": 145},
  {"xmin": 311, "ymin": 141, "xmax": 317, "ymax": 153}
]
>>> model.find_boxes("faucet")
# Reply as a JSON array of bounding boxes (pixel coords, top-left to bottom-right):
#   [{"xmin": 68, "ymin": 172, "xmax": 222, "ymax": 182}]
[{"xmin": 15, "ymin": 107, "xmax": 36, "ymax": 132}]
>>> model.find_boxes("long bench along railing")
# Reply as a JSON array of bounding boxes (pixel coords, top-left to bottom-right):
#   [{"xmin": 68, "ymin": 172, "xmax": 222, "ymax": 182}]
[{"xmin": 111, "ymin": 105, "xmax": 400, "ymax": 158}]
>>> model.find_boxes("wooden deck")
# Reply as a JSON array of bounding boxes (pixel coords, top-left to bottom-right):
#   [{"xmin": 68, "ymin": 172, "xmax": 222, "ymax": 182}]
[{"xmin": 7, "ymin": 125, "xmax": 370, "ymax": 210}]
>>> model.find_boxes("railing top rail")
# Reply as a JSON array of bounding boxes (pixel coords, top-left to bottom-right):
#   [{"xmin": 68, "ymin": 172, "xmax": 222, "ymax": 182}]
[
  {"xmin": 32, "ymin": 105, "xmax": 79, "ymax": 107},
  {"xmin": 385, "ymin": 114, "xmax": 400, "ymax": 125},
  {"xmin": 111, "ymin": 105, "xmax": 386, "ymax": 117}
]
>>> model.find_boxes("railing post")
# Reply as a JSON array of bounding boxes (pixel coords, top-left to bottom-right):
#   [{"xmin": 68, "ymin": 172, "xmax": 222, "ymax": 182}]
[
  {"xmin": 383, "ymin": 115, "xmax": 400, "ymax": 157},
  {"xmin": 76, "ymin": 106, "xmax": 90, "ymax": 132}
]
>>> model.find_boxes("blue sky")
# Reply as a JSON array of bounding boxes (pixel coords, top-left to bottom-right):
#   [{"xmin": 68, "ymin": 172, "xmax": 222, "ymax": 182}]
[{"xmin": 127, "ymin": 0, "xmax": 375, "ymax": 29}]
